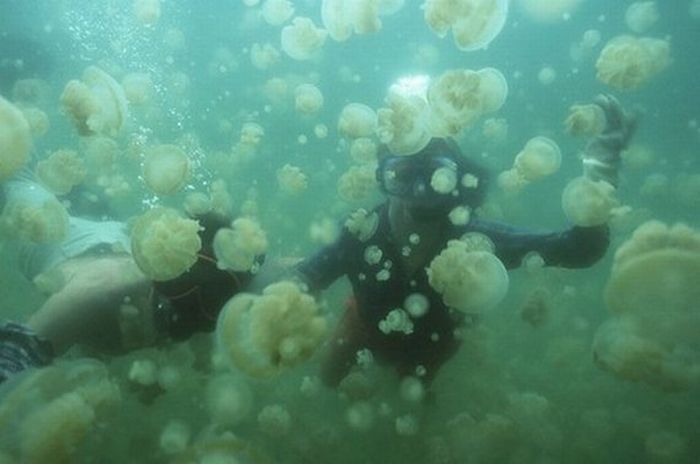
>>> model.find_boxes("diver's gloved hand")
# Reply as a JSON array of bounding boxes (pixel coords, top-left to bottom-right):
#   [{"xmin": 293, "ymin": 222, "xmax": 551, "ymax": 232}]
[{"xmin": 582, "ymin": 94, "xmax": 638, "ymax": 188}]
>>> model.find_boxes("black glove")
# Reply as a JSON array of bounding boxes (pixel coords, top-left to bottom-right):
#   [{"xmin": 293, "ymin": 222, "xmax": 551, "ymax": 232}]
[{"xmin": 582, "ymin": 94, "xmax": 638, "ymax": 188}]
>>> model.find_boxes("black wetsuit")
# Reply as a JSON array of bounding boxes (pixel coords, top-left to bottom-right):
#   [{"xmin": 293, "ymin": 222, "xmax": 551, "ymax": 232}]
[{"xmin": 296, "ymin": 203, "xmax": 608, "ymax": 382}]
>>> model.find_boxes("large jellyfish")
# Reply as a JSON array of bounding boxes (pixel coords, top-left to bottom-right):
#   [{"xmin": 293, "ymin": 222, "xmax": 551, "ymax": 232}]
[{"xmin": 423, "ymin": 0, "xmax": 509, "ymax": 51}]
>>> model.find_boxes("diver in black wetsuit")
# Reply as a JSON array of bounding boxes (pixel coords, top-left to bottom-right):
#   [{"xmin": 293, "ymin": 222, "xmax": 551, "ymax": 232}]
[{"xmin": 295, "ymin": 94, "xmax": 636, "ymax": 388}]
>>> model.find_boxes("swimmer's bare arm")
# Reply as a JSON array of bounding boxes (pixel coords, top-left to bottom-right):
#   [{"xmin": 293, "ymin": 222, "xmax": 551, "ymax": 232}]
[{"xmin": 26, "ymin": 254, "xmax": 156, "ymax": 355}]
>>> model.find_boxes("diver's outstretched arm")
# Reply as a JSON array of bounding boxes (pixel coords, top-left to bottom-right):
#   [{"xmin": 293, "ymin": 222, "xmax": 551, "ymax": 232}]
[{"xmin": 581, "ymin": 94, "xmax": 638, "ymax": 188}]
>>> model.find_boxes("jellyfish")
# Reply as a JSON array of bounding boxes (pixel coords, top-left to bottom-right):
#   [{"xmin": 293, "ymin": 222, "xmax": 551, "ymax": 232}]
[
  {"xmin": 294, "ymin": 83, "xmax": 324, "ymax": 114},
  {"xmin": 142, "ymin": 144, "xmax": 191, "ymax": 196},
  {"xmin": 280, "ymin": 17, "xmax": 328, "ymax": 60},
  {"xmin": 130, "ymin": 208, "xmax": 202, "ymax": 281},
  {"xmin": 338, "ymin": 103, "xmax": 378, "ymax": 138},
  {"xmin": 0, "ymin": 95, "xmax": 31, "ymax": 181},
  {"xmin": 427, "ymin": 239, "xmax": 509, "ymax": 313},
  {"xmin": 261, "ymin": 0, "xmax": 294, "ymax": 26},
  {"xmin": 60, "ymin": 66, "xmax": 129, "ymax": 137},
  {"xmin": 213, "ymin": 217, "xmax": 267, "ymax": 272},
  {"xmin": 512, "ymin": 136, "xmax": 562, "ymax": 183},
  {"xmin": 596, "ymin": 35, "xmax": 670, "ymax": 91},
  {"xmin": 561, "ymin": 176, "xmax": 618, "ymax": 226},
  {"xmin": 424, "ymin": 0, "xmax": 509, "ymax": 51},
  {"xmin": 625, "ymin": 2, "xmax": 659, "ymax": 34},
  {"xmin": 216, "ymin": 281, "xmax": 328, "ymax": 378}
]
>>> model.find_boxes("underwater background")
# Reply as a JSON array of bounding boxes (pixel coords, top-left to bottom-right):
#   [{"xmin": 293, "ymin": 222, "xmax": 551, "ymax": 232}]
[{"xmin": 1, "ymin": 0, "xmax": 699, "ymax": 462}]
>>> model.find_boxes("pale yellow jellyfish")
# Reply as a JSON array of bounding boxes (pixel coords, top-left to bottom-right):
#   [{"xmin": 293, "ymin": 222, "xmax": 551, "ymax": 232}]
[
  {"xmin": 130, "ymin": 207, "xmax": 202, "ymax": 281},
  {"xmin": 216, "ymin": 281, "xmax": 328, "ymax": 378},
  {"xmin": 250, "ymin": 43, "xmax": 281, "ymax": 70},
  {"xmin": 497, "ymin": 168, "xmax": 527, "ymax": 193},
  {"xmin": 276, "ymin": 163, "xmax": 308, "ymax": 194},
  {"xmin": 377, "ymin": 91, "xmax": 432, "ymax": 156},
  {"xmin": 294, "ymin": 83, "xmax": 324, "ymax": 114},
  {"xmin": 423, "ymin": 0, "xmax": 509, "ymax": 51},
  {"xmin": 350, "ymin": 0, "xmax": 382, "ymax": 35},
  {"xmin": 482, "ymin": 117, "xmax": 508, "ymax": 143},
  {"xmin": 36, "ymin": 149, "xmax": 87, "ymax": 195},
  {"xmin": 593, "ymin": 221, "xmax": 700, "ymax": 391},
  {"xmin": 321, "ymin": 0, "xmax": 355, "ymax": 41},
  {"xmin": 349, "ymin": 137, "xmax": 378, "ymax": 164},
  {"xmin": 345, "ymin": 208, "xmax": 379, "ymax": 241},
  {"xmin": 476, "ymin": 67, "xmax": 508, "ymax": 113},
  {"xmin": 625, "ymin": 2, "xmax": 659, "ymax": 34},
  {"xmin": 0, "ymin": 95, "xmax": 32, "ymax": 181},
  {"xmin": 537, "ymin": 65, "xmax": 557, "ymax": 86},
  {"xmin": 213, "ymin": 217, "xmax": 268, "ymax": 272},
  {"xmin": 263, "ymin": 77, "xmax": 288, "ymax": 103},
  {"xmin": 11, "ymin": 78, "xmax": 50, "ymax": 106},
  {"xmin": 427, "ymin": 68, "xmax": 507, "ymax": 136},
  {"xmin": 337, "ymin": 163, "xmax": 378, "ymax": 203},
  {"xmin": 21, "ymin": 107, "xmax": 50, "ymax": 137},
  {"xmin": 280, "ymin": 17, "xmax": 328, "ymax": 60},
  {"xmin": 261, "ymin": 0, "xmax": 294, "ymax": 26},
  {"xmin": 427, "ymin": 239, "xmax": 509, "ymax": 313},
  {"xmin": 606, "ymin": 221, "xmax": 700, "ymax": 324},
  {"xmin": 121, "ymin": 72, "xmax": 154, "ymax": 105},
  {"xmin": 512, "ymin": 136, "xmax": 562, "ymax": 182},
  {"xmin": 240, "ymin": 122, "xmax": 265, "ymax": 146},
  {"xmin": 142, "ymin": 144, "xmax": 191, "ymax": 196},
  {"xmin": 430, "ymin": 165, "xmax": 458, "ymax": 194},
  {"xmin": 60, "ymin": 66, "xmax": 129, "ymax": 137},
  {"xmin": 0, "ymin": 196, "xmax": 69, "ymax": 243},
  {"xmin": 0, "ymin": 361, "xmax": 119, "ymax": 464},
  {"xmin": 338, "ymin": 103, "xmax": 378, "ymax": 139},
  {"xmin": 183, "ymin": 192, "xmax": 212, "ymax": 217},
  {"xmin": 596, "ymin": 35, "xmax": 670, "ymax": 91},
  {"xmin": 564, "ymin": 103, "xmax": 606, "ymax": 137},
  {"xmin": 561, "ymin": 176, "xmax": 618, "ymax": 226},
  {"xmin": 133, "ymin": 0, "xmax": 161, "ymax": 26}
]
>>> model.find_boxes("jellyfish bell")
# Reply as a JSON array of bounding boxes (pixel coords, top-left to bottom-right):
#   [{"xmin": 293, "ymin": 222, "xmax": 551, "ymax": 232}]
[
  {"xmin": 337, "ymin": 103, "xmax": 378, "ymax": 139},
  {"xmin": 280, "ymin": 17, "xmax": 328, "ymax": 60},
  {"xmin": 377, "ymin": 93, "xmax": 432, "ymax": 156},
  {"xmin": 60, "ymin": 66, "xmax": 129, "ymax": 137},
  {"xmin": 0, "ymin": 95, "xmax": 32, "ymax": 181},
  {"xmin": 427, "ymin": 239, "xmax": 509, "ymax": 313},
  {"xmin": 261, "ymin": 0, "xmax": 294, "ymax": 26},
  {"xmin": 321, "ymin": 0, "xmax": 354, "ymax": 41},
  {"xmin": 513, "ymin": 136, "xmax": 562, "ymax": 182},
  {"xmin": 476, "ymin": 67, "xmax": 508, "ymax": 113},
  {"xmin": 625, "ymin": 2, "xmax": 659, "ymax": 34},
  {"xmin": 142, "ymin": 144, "xmax": 191, "ymax": 196},
  {"xmin": 294, "ymin": 83, "xmax": 324, "ymax": 114},
  {"xmin": 424, "ymin": 0, "xmax": 509, "ymax": 51},
  {"xmin": 428, "ymin": 69, "xmax": 483, "ymax": 135},
  {"xmin": 561, "ymin": 176, "xmax": 618, "ymax": 227},
  {"xmin": 596, "ymin": 35, "xmax": 670, "ymax": 91},
  {"xmin": 130, "ymin": 208, "xmax": 202, "ymax": 281}
]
